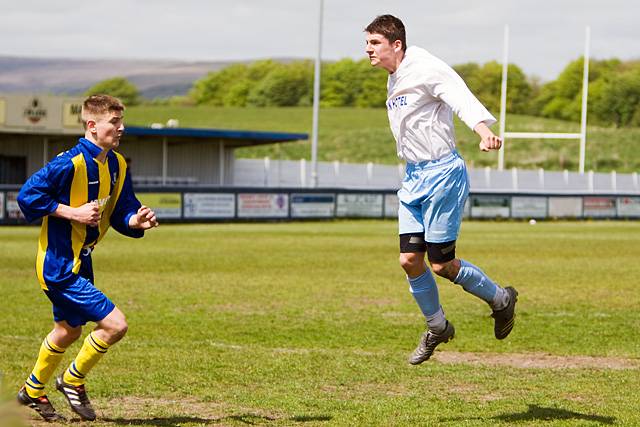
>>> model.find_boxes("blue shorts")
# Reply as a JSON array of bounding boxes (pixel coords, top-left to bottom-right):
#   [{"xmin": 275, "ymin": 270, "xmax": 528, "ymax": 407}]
[
  {"xmin": 397, "ymin": 151, "xmax": 469, "ymax": 243},
  {"xmin": 43, "ymin": 256, "xmax": 115, "ymax": 327}
]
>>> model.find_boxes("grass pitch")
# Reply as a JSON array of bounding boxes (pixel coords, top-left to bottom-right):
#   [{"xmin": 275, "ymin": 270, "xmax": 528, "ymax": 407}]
[{"xmin": 1, "ymin": 221, "xmax": 639, "ymax": 426}]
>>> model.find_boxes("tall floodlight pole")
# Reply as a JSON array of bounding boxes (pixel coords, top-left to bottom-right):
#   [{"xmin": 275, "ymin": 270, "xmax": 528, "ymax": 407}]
[
  {"xmin": 498, "ymin": 25, "xmax": 509, "ymax": 171},
  {"xmin": 310, "ymin": 0, "xmax": 324, "ymax": 188},
  {"xmin": 579, "ymin": 26, "xmax": 591, "ymax": 174}
]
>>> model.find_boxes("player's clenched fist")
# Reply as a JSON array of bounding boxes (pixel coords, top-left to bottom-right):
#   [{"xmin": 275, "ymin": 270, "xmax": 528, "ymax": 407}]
[
  {"xmin": 479, "ymin": 134, "xmax": 502, "ymax": 152},
  {"xmin": 129, "ymin": 205, "xmax": 159, "ymax": 230},
  {"xmin": 74, "ymin": 201, "xmax": 101, "ymax": 226}
]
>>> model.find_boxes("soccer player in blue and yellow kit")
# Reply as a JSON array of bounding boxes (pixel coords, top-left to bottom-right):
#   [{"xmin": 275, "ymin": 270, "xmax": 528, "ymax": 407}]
[{"xmin": 16, "ymin": 94, "xmax": 158, "ymax": 422}]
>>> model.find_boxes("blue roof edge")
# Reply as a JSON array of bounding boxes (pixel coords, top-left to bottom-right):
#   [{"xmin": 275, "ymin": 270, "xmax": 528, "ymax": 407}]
[{"xmin": 124, "ymin": 126, "xmax": 308, "ymax": 142}]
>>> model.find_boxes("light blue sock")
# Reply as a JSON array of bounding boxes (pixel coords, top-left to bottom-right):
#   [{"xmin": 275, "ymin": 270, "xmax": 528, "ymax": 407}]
[
  {"xmin": 408, "ymin": 270, "xmax": 440, "ymax": 317},
  {"xmin": 454, "ymin": 259, "xmax": 502, "ymax": 306}
]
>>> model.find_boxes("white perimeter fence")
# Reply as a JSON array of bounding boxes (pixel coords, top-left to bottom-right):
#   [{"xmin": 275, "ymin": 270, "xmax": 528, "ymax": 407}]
[{"xmin": 234, "ymin": 158, "xmax": 640, "ymax": 194}]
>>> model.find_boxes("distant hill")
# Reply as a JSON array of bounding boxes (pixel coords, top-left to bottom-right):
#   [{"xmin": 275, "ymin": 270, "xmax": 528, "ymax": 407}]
[{"xmin": 0, "ymin": 56, "xmax": 239, "ymax": 99}]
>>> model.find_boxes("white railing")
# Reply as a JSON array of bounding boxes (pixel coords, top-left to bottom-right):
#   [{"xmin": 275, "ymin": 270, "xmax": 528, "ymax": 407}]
[{"xmin": 233, "ymin": 158, "xmax": 640, "ymax": 194}]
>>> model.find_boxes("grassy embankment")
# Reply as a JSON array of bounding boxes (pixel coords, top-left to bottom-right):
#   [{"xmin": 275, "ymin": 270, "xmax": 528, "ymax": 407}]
[{"xmin": 127, "ymin": 106, "xmax": 640, "ymax": 173}]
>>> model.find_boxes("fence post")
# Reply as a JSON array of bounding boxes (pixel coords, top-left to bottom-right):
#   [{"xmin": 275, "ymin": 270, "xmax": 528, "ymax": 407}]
[
  {"xmin": 511, "ymin": 167, "xmax": 518, "ymax": 190},
  {"xmin": 538, "ymin": 168, "xmax": 545, "ymax": 189},
  {"xmin": 333, "ymin": 160, "xmax": 340, "ymax": 187},
  {"xmin": 484, "ymin": 166, "xmax": 491, "ymax": 188},
  {"xmin": 563, "ymin": 169, "xmax": 569, "ymax": 187},
  {"xmin": 276, "ymin": 158, "xmax": 281, "ymax": 187},
  {"xmin": 366, "ymin": 162, "xmax": 374, "ymax": 186},
  {"xmin": 633, "ymin": 172, "xmax": 639, "ymax": 190},
  {"xmin": 611, "ymin": 170, "xmax": 617, "ymax": 192},
  {"xmin": 588, "ymin": 170, "xmax": 594, "ymax": 193},
  {"xmin": 300, "ymin": 158, "xmax": 307, "ymax": 187},
  {"xmin": 263, "ymin": 157, "xmax": 270, "ymax": 187}
]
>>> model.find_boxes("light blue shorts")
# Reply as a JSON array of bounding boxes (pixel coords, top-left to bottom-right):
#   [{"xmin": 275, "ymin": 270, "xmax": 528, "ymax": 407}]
[{"xmin": 397, "ymin": 151, "xmax": 469, "ymax": 243}]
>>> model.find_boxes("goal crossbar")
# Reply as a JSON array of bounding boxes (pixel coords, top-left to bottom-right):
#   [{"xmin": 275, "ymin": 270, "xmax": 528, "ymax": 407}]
[{"xmin": 504, "ymin": 132, "xmax": 582, "ymax": 140}]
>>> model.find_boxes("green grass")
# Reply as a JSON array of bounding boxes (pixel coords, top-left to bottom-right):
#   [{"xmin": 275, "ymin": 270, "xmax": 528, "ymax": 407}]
[
  {"xmin": 126, "ymin": 106, "xmax": 640, "ymax": 173},
  {"xmin": 1, "ymin": 221, "xmax": 639, "ymax": 426}
]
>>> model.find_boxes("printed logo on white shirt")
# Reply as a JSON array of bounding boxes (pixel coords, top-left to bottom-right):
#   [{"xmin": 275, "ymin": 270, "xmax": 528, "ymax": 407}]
[{"xmin": 387, "ymin": 95, "xmax": 409, "ymax": 110}]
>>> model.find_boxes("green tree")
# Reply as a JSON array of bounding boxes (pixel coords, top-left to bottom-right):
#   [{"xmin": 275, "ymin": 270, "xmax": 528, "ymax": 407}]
[
  {"xmin": 593, "ymin": 66, "xmax": 640, "ymax": 127},
  {"xmin": 321, "ymin": 58, "xmax": 363, "ymax": 107},
  {"xmin": 454, "ymin": 61, "xmax": 532, "ymax": 116},
  {"xmin": 85, "ymin": 77, "xmax": 141, "ymax": 106},
  {"xmin": 222, "ymin": 80, "xmax": 252, "ymax": 107},
  {"xmin": 221, "ymin": 60, "xmax": 281, "ymax": 107},
  {"xmin": 532, "ymin": 57, "xmax": 621, "ymax": 122},
  {"xmin": 189, "ymin": 64, "xmax": 249, "ymax": 106},
  {"xmin": 354, "ymin": 59, "xmax": 388, "ymax": 108},
  {"xmin": 453, "ymin": 62, "xmax": 481, "ymax": 88},
  {"xmin": 246, "ymin": 61, "xmax": 313, "ymax": 107}
]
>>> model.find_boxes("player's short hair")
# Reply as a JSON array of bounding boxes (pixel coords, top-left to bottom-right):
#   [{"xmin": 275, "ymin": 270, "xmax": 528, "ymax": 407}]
[
  {"xmin": 365, "ymin": 14, "xmax": 407, "ymax": 52},
  {"xmin": 81, "ymin": 94, "xmax": 125, "ymax": 129}
]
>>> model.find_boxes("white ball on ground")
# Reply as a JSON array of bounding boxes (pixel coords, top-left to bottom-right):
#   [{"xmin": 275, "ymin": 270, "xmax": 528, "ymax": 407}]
[{"xmin": 529, "ymin": 219, "xmax": 537, "ymax": 225}]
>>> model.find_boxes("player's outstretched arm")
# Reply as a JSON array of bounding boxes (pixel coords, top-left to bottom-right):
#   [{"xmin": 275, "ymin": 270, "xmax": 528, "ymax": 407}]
[
  {"xmin": 474, "ymin": 122, "xmax": 502, "ymax": 152},
  {"xmin": 128, "ymin": 205, "xmax": 159, "ymax": 230}
]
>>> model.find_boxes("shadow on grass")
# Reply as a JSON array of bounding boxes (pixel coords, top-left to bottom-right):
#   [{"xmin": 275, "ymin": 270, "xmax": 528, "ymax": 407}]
[
  {"xmin": 441, "ymin": 404, "xmax": 615, "ymax": 425},
  {"xmin": 495, "ymin": 404, "xmax": 616, "ymax": 424},
  {"xmin": 102, "ymin": 413, "xmax": 332, "ymax": 426}
]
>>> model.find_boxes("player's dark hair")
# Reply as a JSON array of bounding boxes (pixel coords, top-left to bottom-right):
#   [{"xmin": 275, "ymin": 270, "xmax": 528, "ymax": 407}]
[
  {"xmin": 365, "ymin": 14, "xmax": 407, "ymax": 52},
  {"xmin": 81, "ymin": 94, "xmax": 125, "ymax": 129}
]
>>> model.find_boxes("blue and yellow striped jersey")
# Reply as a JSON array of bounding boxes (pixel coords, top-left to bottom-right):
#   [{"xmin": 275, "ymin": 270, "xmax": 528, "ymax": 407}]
[{"xmin": 18, "ymin": 138, "xmax": 143, "ymax": 290}]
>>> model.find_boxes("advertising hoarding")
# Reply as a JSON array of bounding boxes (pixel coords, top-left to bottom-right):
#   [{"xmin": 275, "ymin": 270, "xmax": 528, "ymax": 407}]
[
  {"xmin": 183, "ymin": 193, "xmax": 235, "ymax": 219},
  {"xmin": 290, "ymin": 193, "xmax": 335, "ymax": 218},
  {"xmin": 548, "ymin": 197, "xmax": 583, "ymax": 217},
  {"xmin": 5, "ymin": 191, "xmax": 25, "ymax": 220},
  {"xmin": 336, "ymin": 194, "xmax": 383, "ymax": 217},
  {"xmin": 511, "ymin": 196, "xmax": 547, "ymax": 218},
  {"xmin": 617, "ymin": 197, "xmax": 640, "ymax": 217},
  {"xmin": 383, "ymin": 194, "xmax": 399, "ymax": 218},
  {"xmin": 138, "ymin": 193, "xmax": 182, "ymax": 219},
  {"xmin": 470, "ymin": 195, "xmax": 510, "ymax": 218},
  {"xmin": 583, "ymin": 196, "xmax": 616, "ymax": 217},
  {"xmin": 238, "ymin": 193, "xmax": 288, "ymax": 218}
]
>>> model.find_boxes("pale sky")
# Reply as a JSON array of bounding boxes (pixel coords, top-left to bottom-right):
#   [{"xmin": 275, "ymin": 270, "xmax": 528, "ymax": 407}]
[{"xmin": 0, "ymin": 0, "xmax": 637, "ymax": 80}]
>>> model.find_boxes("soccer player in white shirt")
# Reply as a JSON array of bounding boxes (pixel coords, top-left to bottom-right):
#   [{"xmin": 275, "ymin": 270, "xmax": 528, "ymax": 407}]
[{"xmin": 365, "ymin": 14, "xmax": 518, "ymax": 364}]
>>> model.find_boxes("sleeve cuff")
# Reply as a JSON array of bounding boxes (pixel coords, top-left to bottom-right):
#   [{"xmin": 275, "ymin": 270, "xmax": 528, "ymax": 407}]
[
  {"xmin": 124, "ymin": 211, "xmax": 136, "ymax": 230},
  {"xmin": 48, "ymin": 201, "xmax": 60, "ymax": 216},
  {"xmin": 467, "ymin": 115, "xmax": 497, "ymax": 131}
]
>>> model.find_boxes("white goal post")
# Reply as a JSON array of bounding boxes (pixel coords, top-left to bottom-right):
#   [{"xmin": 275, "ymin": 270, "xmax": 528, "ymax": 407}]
[{"xmin": 498, "ymin": 25, "xmax": 591, "ymax": 174}]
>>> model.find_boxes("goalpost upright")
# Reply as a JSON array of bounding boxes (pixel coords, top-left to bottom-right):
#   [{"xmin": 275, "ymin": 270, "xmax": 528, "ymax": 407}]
[{"xmin": 497, "ymin": 25, "xmax": 591, "ymax": 174}]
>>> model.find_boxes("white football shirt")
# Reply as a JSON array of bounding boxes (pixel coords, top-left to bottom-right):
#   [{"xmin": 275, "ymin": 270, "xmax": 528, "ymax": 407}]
[{"xmin": 386, "ymin": 46, "xmax": 496, "ymax": 163}]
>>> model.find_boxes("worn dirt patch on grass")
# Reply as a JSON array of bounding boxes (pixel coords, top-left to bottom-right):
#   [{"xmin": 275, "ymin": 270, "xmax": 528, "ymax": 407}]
[
  {"xmin": 208, "ymin": 341, "xmax": 640, "ymax": 370},
  {"xmin": 9, "ymin": 396, "xmax": 285, "ymax": 426},
  {"xmin": 433, "ymin": 351, "xmax": 640, "ymax": 370}
]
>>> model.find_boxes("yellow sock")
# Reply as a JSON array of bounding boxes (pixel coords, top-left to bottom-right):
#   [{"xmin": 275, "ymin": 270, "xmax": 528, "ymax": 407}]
[
  {"xmin": 62, "ymin": 332, "xmax": 110, "ymax": 386},
  {"xmin": 25, "ymin": 336, "xmax": 66, "ymax": 398}
]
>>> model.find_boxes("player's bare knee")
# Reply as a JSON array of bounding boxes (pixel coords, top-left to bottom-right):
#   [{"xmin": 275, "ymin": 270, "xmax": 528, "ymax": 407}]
[
  {"xmin": 430, "ymin": 262, "xmax": 445, "ymax": 276},
  {"xmin": 399, "ymin": 253, "xmax": 422, "ymax": 273},
  {"xmin": 52, "ymin": 323, "xmax": 82, "ymax": 346},
  {"xmin": 99, "ymin": 313, "xmax": 128, "ymax": 343},
  {"xmin": 111, "ymin": 319, "xmax": 128, "ymax": 342}
]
